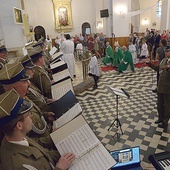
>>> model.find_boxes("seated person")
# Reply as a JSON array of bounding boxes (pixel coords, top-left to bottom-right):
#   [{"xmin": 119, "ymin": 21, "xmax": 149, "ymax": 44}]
[
  {"xmin": 0, "ymin": 62, "xmax": 55, "ymax": 150},
  {"xmin": 18, "ymin": 55, "xmax": 53, "ymax": 112},
  {"xmin": 28, "ymin": 46, "xmax": 53, "ymax": 98},
  {"xmin": 102, "ymin": 42, "xmax": 114, "ymax": 66},
  {"xmin": 118, "ymin": 46, "xmax": 135, "ymax": 73},
  {"xmin": 0, "ymin": 89, "xmax": 75, "ymax": 170}
]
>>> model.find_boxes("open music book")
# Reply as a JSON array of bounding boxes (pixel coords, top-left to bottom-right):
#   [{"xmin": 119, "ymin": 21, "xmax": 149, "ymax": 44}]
[
  {"xmin": 51, "ymin": 78, "xmax": 73, "ymax": 100},
  {"xmin": 51, "ymin": 90, "xmax": 82, "ymax": 128},
  {"xmin": 49, "ymin": 46, "xmax": 57, "ymax": 56},
  {"xmin": 50, "ymin": 115, "xmax": 116, "ymax": 170},
  {"xmin": 51, "ymin": 51, "xmax": 63, "ymax": 60},
  {"xmin": 50, "ymin": 61, "xmax": 68, "ymax": 76},
  {"xmin": 52, "ymin": 69, "xmax": 71, "ymax": 82},
  {"xmin": 53, "ymin": 103, "xmax": 82, "ymax": 128}
]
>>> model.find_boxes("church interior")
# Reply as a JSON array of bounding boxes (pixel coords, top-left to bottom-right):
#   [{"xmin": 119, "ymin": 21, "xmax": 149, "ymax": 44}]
[{"xmin": 0, "ymin": 0, "xmax": 170, "ymax": 169}]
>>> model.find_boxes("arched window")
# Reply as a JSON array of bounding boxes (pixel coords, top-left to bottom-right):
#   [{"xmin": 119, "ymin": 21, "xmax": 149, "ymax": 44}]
[
  {"xmin": 156, "ymin": 0, "xmax": 162, "ymax": 18},
  {"xmin": 82, "ymin": 22, "xmax": 91, "ymax": 35}
]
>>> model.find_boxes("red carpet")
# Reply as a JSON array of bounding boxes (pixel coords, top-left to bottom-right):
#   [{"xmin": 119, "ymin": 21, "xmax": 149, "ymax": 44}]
[{"xmin": 101, "ymin": 61, "xmax": 158, "ymax": 72}]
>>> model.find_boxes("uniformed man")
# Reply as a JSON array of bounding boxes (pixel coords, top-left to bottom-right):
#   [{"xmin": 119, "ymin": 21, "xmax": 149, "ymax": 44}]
[
  {"xmin": 0, "ymin": 89, "xmax": 75, "ymax": 170},
  {"xmin": 0, "ymin": 44, "xmax": 8, "ymax": 69},
  {"xmin": 143, "ymin": 46, "xmax": 170, "ymax": 128},
  {"xmin": 0, "ymin": 44, "xmax": 8, "ymax": 94},
  {"xmin": 18, "ymin": 55, "xmax": 53, "ymax": 112},
  {"xmin": 33, "ymin": 39, "xmax": 53, "ymax": 75},
  {"xmin": 28, "ymin": 46, "xmax": 53, "ymax": 98},
  {"xmin": 0, "ymin": 63, "xmax": 55, "ymax": 149}
]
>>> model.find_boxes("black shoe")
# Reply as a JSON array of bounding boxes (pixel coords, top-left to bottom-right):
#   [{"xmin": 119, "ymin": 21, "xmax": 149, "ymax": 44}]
[
  {"xmin": 93, "ymin": 85, "xmax": 98, "ymax": 90},
  {"xmin": 152, "ymin": 88, "xmax": 157, "ymax": 93},
  {"xmin": 155, "ymin": 119, "xmax": 162, "ymax": 124},
  {"xmin": 158, "ymin": 123, "xmax": 168, "ymax": 128},
  {"xmin": 73, "ymin": 75, "xmax": 76, "ymax": 78}
]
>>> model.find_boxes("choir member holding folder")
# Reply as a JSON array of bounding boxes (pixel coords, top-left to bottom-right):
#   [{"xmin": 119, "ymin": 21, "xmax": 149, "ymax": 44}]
[{"xmin": 28, "ymin": 46, "xmax": 53, "ymax": 98}]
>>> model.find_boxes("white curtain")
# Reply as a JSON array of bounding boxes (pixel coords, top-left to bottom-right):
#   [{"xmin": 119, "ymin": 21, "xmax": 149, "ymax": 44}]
[{"xmin": 126, "ymin": 0, "xmax": 164, "ymax": 17}]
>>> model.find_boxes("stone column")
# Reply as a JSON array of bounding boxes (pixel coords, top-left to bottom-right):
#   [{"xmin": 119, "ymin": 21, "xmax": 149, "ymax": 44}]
[{"xmin": 160, "ymin": 0, "xmax": 170, "ymax": 31}]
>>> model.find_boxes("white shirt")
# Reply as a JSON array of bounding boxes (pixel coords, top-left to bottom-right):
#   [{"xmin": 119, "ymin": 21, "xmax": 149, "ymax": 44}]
[
  {"xmin": 140, "ymin": 43, "xmax": 148, "ymax": 57},
  {"xmin": 89, "ymin": 55, "xmax": 100, "ymax": 76}
]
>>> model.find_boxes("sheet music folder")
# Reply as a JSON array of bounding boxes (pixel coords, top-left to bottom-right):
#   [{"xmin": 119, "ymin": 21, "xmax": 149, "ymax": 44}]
[
  {"xmin": 50, "ymin": 115, "xmax": 117, "ymax": 170},
  {"xmin": 49, "ymin": 90, "xmax": 78, "ymax": 118},
  {"xmin": 109, "ymin": 86, "xmax": 130, "ymax": 98},
  {"xmin": 51, "ymin": 54, "xmax": 63, "ymax": 64}
]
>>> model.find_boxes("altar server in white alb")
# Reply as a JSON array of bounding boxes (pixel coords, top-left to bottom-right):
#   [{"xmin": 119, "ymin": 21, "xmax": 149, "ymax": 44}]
[
  {"xmin": 60, "ymin": 34, "xmax": 76, "ymax": 78},
  {"xmin": 88, "ymin": 50, "xmax": 100, "ymax": 89},
  {"xmin": 128, "ymin": 40, "xmax": 138, "ymax": 64}
]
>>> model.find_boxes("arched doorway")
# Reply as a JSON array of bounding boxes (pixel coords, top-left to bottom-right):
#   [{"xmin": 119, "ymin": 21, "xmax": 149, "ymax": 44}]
[
  {"xmin": 34, "ymin": 26, "xmax": 46, "ymax": 41},
  {"xmin": 82, "ymin": 22, "xmax": 91, "ymax": 35}
]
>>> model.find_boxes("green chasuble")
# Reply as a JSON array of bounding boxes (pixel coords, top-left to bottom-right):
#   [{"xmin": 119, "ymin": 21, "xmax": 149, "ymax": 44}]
[
  {"xmin": 113, "ymin": 47, "xmax": 123, "ymax": 67},
  {"xmin": 102, "ymin": 45, "xmax": 114, "ymax": 65},
  {"xmin": 118, "ymin": 49, "xmax": 135, "ymax": 72}
]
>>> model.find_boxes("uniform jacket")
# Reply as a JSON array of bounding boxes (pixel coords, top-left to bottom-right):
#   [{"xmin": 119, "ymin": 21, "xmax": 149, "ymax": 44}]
[
  {"xmin": 30, "ymin": 66, "xmax": 52, "ymax": 98},
  {"xmin": 148, "ymin": 58, "xmax": 170, "ymax": 94},
  {"xmin": 1, "ymin": 137, "xmax": 61, "ymax": 170},
  {"xmin": 27, "ymin": 83, "xmax": 51, "ymax": 112},
  {"xmin": 25, "ymin": 97, "xmax": 54, "ymax": 150}
]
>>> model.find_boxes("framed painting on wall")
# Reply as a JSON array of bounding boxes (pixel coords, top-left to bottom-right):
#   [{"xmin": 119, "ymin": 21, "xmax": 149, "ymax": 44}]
[
  {"xmin": 13, "ymin": 7, "xmax": 23, "ymax": 24},
  {"xmin": 52, "ymin": 0, "xmax": 73, "ymax": 32}
]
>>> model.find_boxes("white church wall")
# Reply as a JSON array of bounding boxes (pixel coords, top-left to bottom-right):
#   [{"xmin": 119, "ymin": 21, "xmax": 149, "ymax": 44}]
[
  {"xmin": 0, "ymin": 0, "xmax": 26, "ymax": 48},
  {"xmin": 24, "ymin": 0, "xmax": 97, "ymax": 39},
  {"xmin": 139, "ymin": 0, "xmax": 160, "ymax": 33}
]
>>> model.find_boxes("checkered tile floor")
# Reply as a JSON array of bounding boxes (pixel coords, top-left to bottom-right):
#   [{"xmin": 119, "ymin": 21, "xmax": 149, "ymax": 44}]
[{"xmin": 76, "ymin": 67, "xmax": 170, "ymax": 170}]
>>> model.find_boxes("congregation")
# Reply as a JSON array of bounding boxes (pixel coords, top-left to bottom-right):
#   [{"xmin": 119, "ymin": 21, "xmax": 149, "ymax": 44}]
[{"xmin": 0, "ymin": 25, "xmax": 170, "ymax": 169}]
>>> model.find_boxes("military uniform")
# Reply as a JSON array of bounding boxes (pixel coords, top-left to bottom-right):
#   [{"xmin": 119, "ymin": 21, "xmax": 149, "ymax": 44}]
[
  {"xmin": 0, "ymin": 59, "xmax": 7, "ymax": 94},
  {"xmin": 30, "ymin": 65, "xmax": 52, "ymax": 98},
  {"xmin": 25, "ymin": 96, "xmax": 55, "ymax": 150},
  {"xmin": 0, "ymin": 90, "xmax": 61, "ymax": 170},
  {"xmin": 148, "ymin": 57, "xmax": 170, "ymax": 126},
  {"xmin": 0, "ymin": 63, "xmax": 54, "ymax": 150},
  {"xmin": 1, "ymin": 137, "xmax": 61, "ymax": 170},
  {"xmin": 27, "ymin": 82, "xmax": 51, "ymax": 112}
]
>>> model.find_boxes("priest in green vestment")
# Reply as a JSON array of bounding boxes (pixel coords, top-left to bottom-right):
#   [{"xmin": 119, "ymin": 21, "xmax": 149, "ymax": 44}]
[
  {"xmin": 102, "ymin": 42, "xmax": 114, "ymax": 65},
  {"xmin": 118, "ymin": 46, "xmax": 135, "ymax": 72},
  {"xmin": 113, "ymin": 43, "xmax": 123, "ymax": 67}
]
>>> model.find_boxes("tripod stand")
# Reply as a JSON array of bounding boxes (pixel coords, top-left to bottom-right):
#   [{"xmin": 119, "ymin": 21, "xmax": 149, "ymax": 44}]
[
  {"xmin": 108, "ymin": 87, "xmax": 130, "ymax": 136},
  {"xmin": 108, "ymin": 94, "xmax": 123, "ymax": 135}
]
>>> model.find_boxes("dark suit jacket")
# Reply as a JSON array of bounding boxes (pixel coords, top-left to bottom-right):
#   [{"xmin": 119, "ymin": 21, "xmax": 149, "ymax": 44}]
[{"xmin": 148, "ymin": 58, "xmax": 170, "ymax": 94}]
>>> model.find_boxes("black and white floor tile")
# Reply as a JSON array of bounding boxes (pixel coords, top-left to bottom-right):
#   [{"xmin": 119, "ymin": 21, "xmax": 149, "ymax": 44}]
[{"xmin": 76, "ymin": 67, "xmax": 170, "ymax": 170}]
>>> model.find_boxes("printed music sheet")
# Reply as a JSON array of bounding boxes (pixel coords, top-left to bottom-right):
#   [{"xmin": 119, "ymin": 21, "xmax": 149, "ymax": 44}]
[
  {"xmin": 49, "ymin": 46, "xmax": 57, "ymax": 55},
  {"xmin": 54, "ymin": 103, "xmax": 82, "ymax": 128},
  {"xmin": 51, "ymin": 78, "xmax": 73, "ymax": 100},
  {"xmin": 109, "ymin": 86, "xmax": 129, "ymax": 98},
  {"xmin": 51, "ymin": 51, "xmax": 63, "ymax": 60},
  {"xmin": 50, "ymin": 115, "xmax": 116, "ymax": 170},
  {"xmin": 50, "ymin": 60, "xmax": 65, "ymax": 69},
  {"xmin": 52, "ymin": 69, "xmax": 71, "ymax": 82}
]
